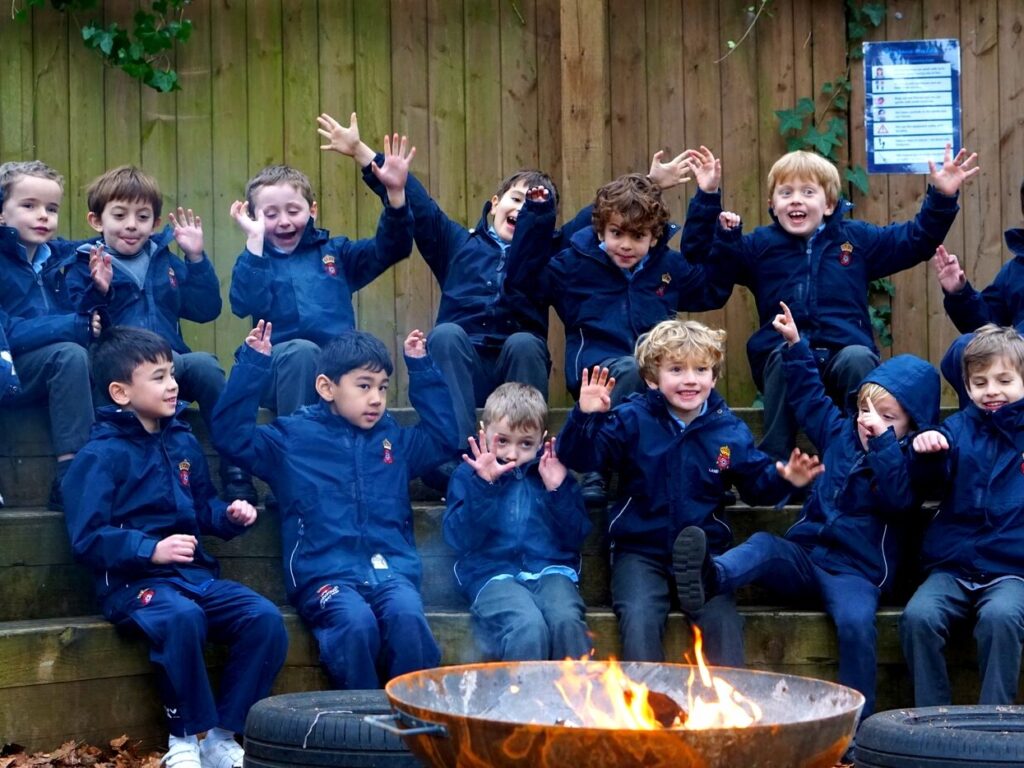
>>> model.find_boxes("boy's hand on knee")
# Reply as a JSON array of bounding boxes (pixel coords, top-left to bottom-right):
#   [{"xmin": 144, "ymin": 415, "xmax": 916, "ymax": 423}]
[
  {"xmin": 226, "ymin": 499, "xmax": 257, "ymax": 526},
  {"xmin": 776, "ymin": 447, "xmax": 824, "ymax": 488},
  {"xmin": 578, "ymin": 366, "xmax": 615, "ymax": 413},
  {"xmin": 538, "ymin": 437, "xmax": 567, "ymax": 491},
  {"xmin": 152, "ymin": 534, "xmax": 197, "ymax": 564},
  {"xmin": 928, "ymin": 142, "xmax": 979, "ymax": 196},
  {"xmin": 403, "ymin": 329, "xmax": 427, "ymax": 358},
  {"xmin": 463, "ymin": 429, "xmax": 517, "ymax": 484},
  {"xmin": 771, "ymin": 301, "xmax": 800, "ymax": 345},
  {"xmin": 88, "ymin": 244, "xmax": 112, "ymax": 295},
  {"xmin": 930, "ymin": 245, "xmax": 967, "ymax": 294},
  {"xmin": 245, "ymin": 320, "xmax": 273, "ymax": 356},
  {"xmin": 913, "ymin": 430, "xmax": 949, "ymax": 453}
]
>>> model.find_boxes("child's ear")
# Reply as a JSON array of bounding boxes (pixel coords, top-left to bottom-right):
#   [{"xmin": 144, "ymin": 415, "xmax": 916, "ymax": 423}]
[
  {"xmin": 154, "ymin": 215, "xmax": 162, "ymax": 230},
  {"xmin": 309, "ymin": 201, "xmax": 318, "ymax": 220},
  {"xmin": 87, "ymin": 211, "xmax": 104, "ymax": 234},
  {"xmin": 314, "ymin": 373, "xmax": 334, "ymax": 402},
  {"xmin": 490, "ymin": 193, "xmax": 501, "ymax": 209},
  {"xmin": 644, "ymin": 377, "xmax": 659, "ymax": 390},
  {"xmin": 108, "ymin": 380, "xmax": 131, "ymax": 407}
]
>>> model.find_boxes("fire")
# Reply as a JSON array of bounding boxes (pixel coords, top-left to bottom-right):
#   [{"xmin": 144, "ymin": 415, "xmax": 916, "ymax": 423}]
[{"xmin": 552, "ymin": 627, "xmax": 762, "ymax": 730}]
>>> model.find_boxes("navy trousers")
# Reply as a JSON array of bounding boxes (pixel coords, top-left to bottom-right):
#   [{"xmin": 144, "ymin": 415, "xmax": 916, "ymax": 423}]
[
  {"xmin": 260, "ymin": 339, "xmax": 321, "ymax": 416},
  {"xmin": 299, "ymin": 576, "xmax": 440, "ymax": 689},
  {"xmin": 106, "ymin": 578, "xmax": 288, "ymax": 736},
  {"xmin": 715, "ymin": 532, "xmax": 882, "ymax": 718},
  {"xmin": 12, "ymin": 341, "xmax": 93, "ymax": 455}
]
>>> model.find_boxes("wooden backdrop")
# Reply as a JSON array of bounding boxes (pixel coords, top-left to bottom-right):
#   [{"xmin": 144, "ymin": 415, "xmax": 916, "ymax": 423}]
[{"xmin": 1, "ymin": 0, "xmax": 1021, "ymax": 406}]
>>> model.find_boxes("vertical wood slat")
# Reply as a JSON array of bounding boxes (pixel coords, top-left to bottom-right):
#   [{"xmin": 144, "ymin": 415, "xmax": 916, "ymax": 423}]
[
  {"xmin": 246, "ymin": 0, "xmax": 284, "ymax": 172},
  {"xmin": 0, "ymin": 10, "xmax": 34, "ymax": 161},
  {"xmin": 66, "ymin": 9, "xmax": 105, "ymax": 240},
  {"xmin": 644, "ymin": 0, "xmax": 685, "ymax": 217},
  {"xmin": 608, "ymin": 0, "xmax": 647, "ymax": 180},
  {"xmin": 282, "ymin": 1, "xmax": 321, "ymax": 196},
  {"xmin": 31, "ymin": 9, "xmax": 71, "ymax": 238},
  {"xmin": 101, "ymin": 2, "xmax": 142, "ymax": 171},
  {"xmin": 499, "ymin": 0, "xmax": 539, "ymax": 172}
]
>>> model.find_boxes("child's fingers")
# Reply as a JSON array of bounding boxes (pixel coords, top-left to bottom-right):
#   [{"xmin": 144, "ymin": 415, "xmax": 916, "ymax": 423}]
[{"xmin": 778, "ymin": 301, "xmax": 793, "ymax": 322}]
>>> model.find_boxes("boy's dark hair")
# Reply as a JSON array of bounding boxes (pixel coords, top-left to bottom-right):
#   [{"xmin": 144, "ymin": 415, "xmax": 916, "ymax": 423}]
[
  {"xmin": 0, "ymin": 160, "xmax": 64, "ymax": 206},
  {"xmin": 962, "ymin": 323, "xmax": 1024, "ymax": 383},
  {"xmin": 91, "ymin": 326, "xmax": 173, "ymax": 394},
  {"xmin": 492, "ymin": 169, "xmax": 559, "ymax": 208},
  {"xmin": 87, "ymin": 166, "xmax": 163, "ymax": 219},
  {"xmin": 245, "ymin": 164, "xmax": 315, "ymax": 211},
  {"xmin": 318, "ymin": 330, "xmax": 394, "ymax": 382},
  {"xmin": 592, "ymin": 173, "xmax": 670, "ymax": 240}
]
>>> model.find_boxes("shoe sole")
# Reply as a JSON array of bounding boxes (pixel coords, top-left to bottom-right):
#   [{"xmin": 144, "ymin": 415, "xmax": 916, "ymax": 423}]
[{"xmin": 673, "ymin": 526, "xmax": 707, "ymax": 613}]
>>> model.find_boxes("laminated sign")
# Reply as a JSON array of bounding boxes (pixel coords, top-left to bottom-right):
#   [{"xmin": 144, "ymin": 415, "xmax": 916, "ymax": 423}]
[{"xmin": 863, "ymin": 39, "xmax": 962, "ymax": 174}]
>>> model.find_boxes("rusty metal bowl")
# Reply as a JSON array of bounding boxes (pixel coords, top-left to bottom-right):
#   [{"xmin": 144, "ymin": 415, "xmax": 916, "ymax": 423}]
[{"xmin": 369, "ymin": 661, "xmax": 864, "ymax": 768}]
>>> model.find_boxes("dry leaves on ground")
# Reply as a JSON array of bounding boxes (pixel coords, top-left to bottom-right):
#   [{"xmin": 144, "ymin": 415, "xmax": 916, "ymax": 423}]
[{"xmin": 0, "ymin": 736, "xmax": 161, "ymax": 768}]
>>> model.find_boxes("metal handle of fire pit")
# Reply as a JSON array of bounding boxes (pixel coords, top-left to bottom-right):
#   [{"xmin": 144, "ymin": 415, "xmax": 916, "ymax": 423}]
[{"xmin": 365, "ymin": 711, "xmax": 449, "ymax": 738}]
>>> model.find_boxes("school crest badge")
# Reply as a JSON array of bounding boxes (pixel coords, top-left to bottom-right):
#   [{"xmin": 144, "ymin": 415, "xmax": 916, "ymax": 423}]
[
  {"xmin": 178, "ymin": 458, "xmax": 191, "ymax": 487},
  {"xmin": 656, "ymin": 272, "xmax": 672, "ymax": 297},
  {"xmin": 137, "ymin": 588, "xmax": 155, "ymax": 606},
  {"xmin": 715, "ymin": 445, "xmax": 731, "ymax": 471},
  {"xmin": 322, "ymin": 254, "xmax": 338, "ymax": 276},
  {"xmin": 167, "ymin": 267, "xmax": 178, "ymax": 288},
  {"xmin": 838, "ymin": 242, "xmax": 854, "ymax": 267},
  {"xmin": 383, "ymin": 438, "xmax": 394, "ymax": 464}
]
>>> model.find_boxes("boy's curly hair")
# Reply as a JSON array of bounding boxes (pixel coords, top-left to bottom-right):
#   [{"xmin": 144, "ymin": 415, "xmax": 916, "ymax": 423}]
[
  {"xmin": 635, "ymin": 317, "xmax": 726, "ymax": 383},
  {"xmin": 245, "ymin": 165, "xmax": 315, "ymax": 212},
  {"xmin": 482, "ymin": 382, "xmax": 548, "ymax": 434},
  {"xmin": 0, "ymin": 160, "xmax": 64, "ymax": 207},
  {"xmin": 492, "ymin": 169, "xmax": 559, "ymax": 209},
  {"xmin": 87, "ymin": 166, "xmax": 163, "ymax": 218},
  {"xmin": 767, "ymin": 150, "xmax": 842, "ymax": 208},
  {"xmin": 962, "ymin": 323, "xmax": 1024, "ymax": 384},
  {"xmin": 592, "ymin": 173, "xmax": 670, "ymax": 241}
]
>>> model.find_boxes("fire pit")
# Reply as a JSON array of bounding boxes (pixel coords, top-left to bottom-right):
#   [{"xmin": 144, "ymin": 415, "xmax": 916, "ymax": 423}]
[{"xmin": 369, "ymin": 660, "xmax": 863, "ymax": 768}]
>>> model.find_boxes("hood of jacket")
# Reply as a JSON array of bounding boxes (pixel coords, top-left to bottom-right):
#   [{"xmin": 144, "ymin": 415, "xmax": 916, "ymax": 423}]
[{"xmin": 857, "ymin": 353, "xmax": 940, "ymax": 431}]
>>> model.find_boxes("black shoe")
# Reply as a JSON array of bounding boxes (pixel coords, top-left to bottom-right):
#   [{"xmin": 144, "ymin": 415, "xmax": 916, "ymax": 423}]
[
  {"xmin": 421, "ymin": 459, "xmax": 459, "ymax": 494},
  {"xmin": 47, "ymin": 476, "xmax": 64, "ymax": 512},
  {"xmin": 579, "ymin": 471, "xmax": 607, "ymax": 506},
  {"xmin": 673, "ymin": 526, "xmax": 715, "ymax": 613},
  {"xmin": 221, "ymin": 465, "xmax": 258, "ymax": 505}
]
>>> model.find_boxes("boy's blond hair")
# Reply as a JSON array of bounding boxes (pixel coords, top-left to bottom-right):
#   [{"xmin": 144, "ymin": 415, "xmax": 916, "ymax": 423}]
[
  {"xmin": 767, "ymin": 150, "xmax": 842, "ymax": 208},
  {"xmin": 0, "ymin": 160, "xmax": 64, "ymax": 206},
  {"xmin": 245, "ymin": 164, "xmax": 315, "ymax": 211},
  {"xmin": 592, "ymin": 173, "xmax": 670, "ymax": 241},
  {"xmin": 482, "ymin": 382, "xmax": 548, "ymax": 434},
  {"xmin": 635, "ymin": 317, "xmax": 727, "ymax": 383},
  {"xmin": 962, "ymin": 324, "xmax": 1024, "ymax": 382},
  {"xmin": 87, "ymin": 166, "xmax": 163, "ymax": 218}
]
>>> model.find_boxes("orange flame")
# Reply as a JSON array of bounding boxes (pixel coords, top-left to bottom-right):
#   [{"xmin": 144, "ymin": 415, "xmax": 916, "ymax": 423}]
[{"xmin": 552, "ymin": 627, "xmax": 762, "ymax": 730}]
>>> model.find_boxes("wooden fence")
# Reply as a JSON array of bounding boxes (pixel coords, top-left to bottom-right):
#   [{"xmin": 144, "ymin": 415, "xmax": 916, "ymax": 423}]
[{"xmin": 1, "ymin": 0, "xmax": 1022, "ymax": 405}]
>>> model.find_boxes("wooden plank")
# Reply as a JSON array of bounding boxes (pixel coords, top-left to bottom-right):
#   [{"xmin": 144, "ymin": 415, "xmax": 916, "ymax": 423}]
[
  {"xmin": 463, "ymin": 0, "xmax": 502, "ymax": 214},
  {"xmin": 754, "ymin": 0, "xmax": 793, "ymax": 220},
  {"xmin": 65, "ymin": 9, "xmax": 105, "ymax": 240},
  {"xmin": 644, "ymin": 0, "xmax": 684, "ymax": 216},
  {"xmin": 0, "ymin": 5, "xmax": 35, "ymax": 160},
  {"xmin": 246, "ymin": 0, "xmax": 284, "ymax": 171},
  {"xmin": 282, "ymin": 0, "xmax": 320, "ymax": 191},
  {"xmin": 102, "ymin": 1, "xmax": 142, "ymax": 169},
  {"xmin": 499, "ymin": 0, "xmax": 539, "ymax": 171},
  {"xmin": 608, "ymin": 0, "xmax": 648, "ymax": 179},
  {"xmin": 30, "ymin": 6, "xmax": 71, "ymax": 237}
]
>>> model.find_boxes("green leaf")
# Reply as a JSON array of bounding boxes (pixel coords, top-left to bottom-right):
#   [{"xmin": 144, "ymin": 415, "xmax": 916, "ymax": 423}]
[
  {"xmin": 795, "ymin": 96, "xmax": 815, "ymax": 116},
  {"xmin": 776, "ymin": 107, "xmax": 808, "ymax": 135},
  {"xmin": 844, "ymin": 165, "xmax": 870, "ymax": 196},
  {"xmin": 147, "ymin": 68, "xmax": 178, "ymax": 93},
  {"xmin": 834, "ymin": 94, "xmax": 848, "ymax": 110},
  {"xmin": 804, "ymin": 125, "xmax": 841, "ymax": 157},
  {"xmin": 822, "ymin": 81, "xmax": 834, "ymax": 95},
  {"xmin": 862, "ymin": 3, "xmax": 886, "ymax": 26}
]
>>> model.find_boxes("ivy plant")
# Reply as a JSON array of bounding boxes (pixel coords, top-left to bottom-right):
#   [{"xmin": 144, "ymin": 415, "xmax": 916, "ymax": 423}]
[{"xmin": 13, "ymin": 0, "xmax": 192, "ymax": 93}]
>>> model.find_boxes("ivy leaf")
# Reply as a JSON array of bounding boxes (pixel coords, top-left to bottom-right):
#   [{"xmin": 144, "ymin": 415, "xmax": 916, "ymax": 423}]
[
  {"xmin": 776, "ymin": 107, "xmax": 807, "ymax": 135},
  {"xmin": 834, "ymin": 94, "xmax": 848, "ymax": 110},
  {"xmin": 804, "ymin": 125, "xmax": 841, "ymax": 157},
  {"xmin": 146, "ymin": 69, "xmax": 178, "ymax": 93},
  {"xmin": 862, "ymin": 3, "xmax": 886, "ymax": 26},
  {"xmin": 845, "ymin": 165, "xmax": 870, "ymax": 196}
]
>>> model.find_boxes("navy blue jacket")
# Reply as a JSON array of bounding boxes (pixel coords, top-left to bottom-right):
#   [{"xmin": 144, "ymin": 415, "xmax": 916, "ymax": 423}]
[
  {"xmin": 210, "ymin": 343, "xmax": 459, "ymax": 605},
  {"xmin": 0, "ymin": 313, "xmax": 21, "ymax": 400},
  {"xmin": 0, "ymin": 227, "xmax": 94, "ymax": 355},
  {"xmin": 919, "ymin": 398, "xmax": 1024, "ymax": 580},
  {"xmin": 557, "ymin": 388, "xmax": 792, "ymax": 559},
  {"xmin": 361, "ymin": 158, "xmax": 592, "ymax": 348},
  {"xmin": 62, "ymin": 404, "xmax": 247, "ymax": 610},
  {"xmin": 443, "ymin": 458, "xmax": 590, "ymax": 603},
  {"xmin": 229, "ymin": 204, "xmax": 414, "ymax": 346},
  {"xmin": 782, "ymin": 340, "xmax": 940, "ymax": 588},
  {"xmin": 65, "ymin": 226, "xmax": 222, "ymax": 354},
  {"xmin": 943, "ymin": 227, "xmax": 1024, "ymax": 334},
  {"xmin": 707, "ymin": 188, "xmax": 959, "ymax": 388},
  {"xmin": 507, "ymin": 190, "xmax": 729, "ymax": 393}
]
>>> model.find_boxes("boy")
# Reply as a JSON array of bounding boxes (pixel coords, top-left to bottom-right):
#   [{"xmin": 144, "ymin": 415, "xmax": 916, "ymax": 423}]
[
  {"xmin": 556, "ymin": 318, "xmax": 822, "ymax": 665},
  {"xmin": 210, "ymin": 321, "xmax": 458, "ymax": 689},
  {"xmin": 710, "ymin": 144, "xmax": 977, "ymax": 459},
  {"xmin": 443, "ymin": 382, "xmax": 591, "ymax": 661},
  {"xmin": 62, "ymin": 327, "xmax": 287, "ymax": 768},
  {"xmin": 0, "ymin": 160, "xmax": 98, "ymax": 510},
  {"xmin": 64, "ymin": 165, "xmax": 257, "ymax": 503},
  {"xmin": 903, "ymin": 324, "xmax": 1024, "ymax": 706},
  {"xmin": 229, "ymin": 131, "xmax": 415, "ymax": 416},
  {"xmin": 674, "ymin": 301, "xmax": 939, "ymax": 721}
]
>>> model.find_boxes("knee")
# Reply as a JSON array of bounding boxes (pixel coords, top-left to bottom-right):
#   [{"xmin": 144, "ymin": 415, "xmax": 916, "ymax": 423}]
[
  {"xmin": 900, "ymin": 602, "xmax": 944, "ymax": 639},
  {"xmin": 504, "ymin": 332, "xmax": 546, "ymax": 357},
  {"xmin": 503, "ymin": 619, "xmax": 548, "ymax": 657},
  {"xmin": 165, "ymin": 602, "xmax": 208, "ymax": 646},
  {"xmin": 277, "ymin": 339, "xmax": 320, "ymax": 366},
  {"xmin": 51, "ymin": 342, "xmax": 89, "ymax": 376},
  {"xmin": 834, "ymin": 610, "xmax": 877, "ymax": 645},
  {"xmin": 249, "ymin": 601, "xmax": 287, "ymax": 645},
  {"xmin": 975, "ymin": 606, "xmax": 1024, "ymax": 641},
  {"xmin": 427, "ymin": 323, "xmax": 468, "ymax": 352}
]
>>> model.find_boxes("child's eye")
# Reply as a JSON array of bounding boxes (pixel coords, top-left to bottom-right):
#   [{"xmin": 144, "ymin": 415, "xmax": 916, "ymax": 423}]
[{"xmin": 46, "ymin": 205, "xmax": 59, "ymax": 214}]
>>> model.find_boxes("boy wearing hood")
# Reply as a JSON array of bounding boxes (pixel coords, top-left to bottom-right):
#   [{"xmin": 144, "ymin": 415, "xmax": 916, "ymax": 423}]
[
  {"xmin": 903, "ymin": 324, "xmax": 1024, "ymax": 706},
  {"xmin": 711, "ymin": 145, "xmax": 975, "ymax": 460},
  {"xmin": 675, "ymin": 301, "xmax": 940, "ymax": 722},
  {"xmin": 443, "ymin": 382, "xmax": 592, "ymax": 661}
]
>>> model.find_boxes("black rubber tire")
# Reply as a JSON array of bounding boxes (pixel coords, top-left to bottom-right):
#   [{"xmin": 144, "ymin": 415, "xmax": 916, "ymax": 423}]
[
  {"xmin": 855, "ymin": 706, "xmax": 1024, "ymax": 767},
  {"xmin": 243, "ymin": 690, "xmax": 420, "ymax": 767}
]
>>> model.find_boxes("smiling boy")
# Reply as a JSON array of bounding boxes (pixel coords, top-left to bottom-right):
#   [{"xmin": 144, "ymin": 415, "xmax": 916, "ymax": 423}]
[{"xmin": 902, "ymin": 324, "xmax": 1024, "ymax": 707}]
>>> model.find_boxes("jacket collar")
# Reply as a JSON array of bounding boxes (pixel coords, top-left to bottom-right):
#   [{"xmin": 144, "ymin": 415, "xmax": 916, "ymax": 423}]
[
  {"xmin": 93, "ymin": 400, "xmax": 192, "ymax": 438},
  {"xmin": 264, "ymin": 220, "xmax": 330, "ymax": 257}
]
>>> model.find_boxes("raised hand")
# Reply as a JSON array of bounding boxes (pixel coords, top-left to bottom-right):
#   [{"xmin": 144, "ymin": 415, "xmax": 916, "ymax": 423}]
[
  {"xmin": 648, "ymin": 149, "xmax": 693, "ymax": 190},
  {"xmin": 89, "ymin": 244, "xmax": 112, "ymax": 295},
  {"xmin": 317, "ymin": 111, "xmax": 362, "ymax": 156},
  {"xmin": 226, "ymin": 499, "xmax": 258, "ymax": 526},
  {"xmin": 404, "ymin": 329, "xmax": 427, "ymax": 358},
  {"xmin": 928, "ymin": 143, "xmax": 979, "ymax": 196},
  {"xmin": 245, "ymin": 320, "xmax": 273, "ymax": 356},
  {"xmin": 151, "ymin": 533, "xmax": 197, "ymax": 564},
  {"xmin": 371, "ymin": 133, "xmax": 416, "ymax": 208},
  {"xmin": 684, "ymin": 145, "xmax": 721, "ymax": 193},
  {"xmin": 538, "ymin": 437, "xmax": 567, "ymax": 491},
  {"xmin": 526, "ymin": 185, "xmax": 551, "ymax": 203},
  {"xmin": 462, "ymin": 428, "xmax": 517, "ymax": 484},
  {"xmin": 775, "ymin": 447, "xmax": 824, "ymax": 488},
  {"xmin": 578, "ymin": 366, "xmax": 616, "ymax": 414},
  {"xmin": 913, "ymin": 430, "xmax": 949, "ymax": 453},
  {"xmin": 168, "ymin": 207, "xmax": 204, "ymax": 261},
  {"xmin": 718, "ymin": 211, "xmax": 741, "ymax": 231},
  {"xmin": 930, "ymin": 245, "xmax": 966, "ymax": 294},
  {"xmin": 90, "ymin": 310, "xmax": 103, "ymax": 338},
  {"xmin": 230, "ymin": 200, "xmax": 266, "ymax": 255},
  {"xmin": 858, "ymin": 397, "xmax": 889, "ymax": 442},
  {"xmin": 771, "ymin": 301, "xmax": 800, "ymax": 345}
]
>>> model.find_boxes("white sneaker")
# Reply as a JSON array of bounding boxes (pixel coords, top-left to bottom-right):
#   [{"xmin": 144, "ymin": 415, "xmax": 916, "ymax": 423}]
[
  {"xmin": 199, "ymin": 735, "xmax": 245, "ymax": 768},
  {"xmin": 161, "ymin": 738, "xmax": 201, "ymax": 768}
]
